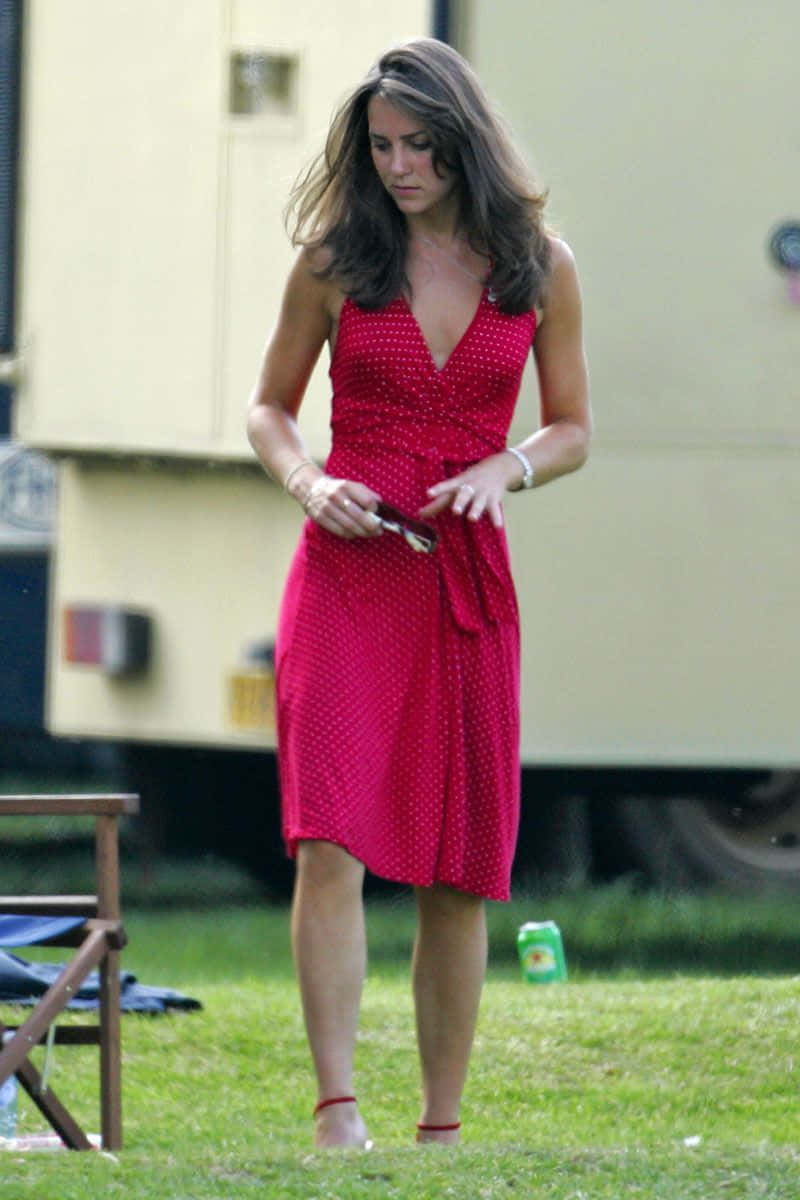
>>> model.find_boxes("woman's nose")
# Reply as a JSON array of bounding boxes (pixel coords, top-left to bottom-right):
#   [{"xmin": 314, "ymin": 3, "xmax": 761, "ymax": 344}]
[{"xmin": 389, "ymin": 145, "xmax": 410, "ymax": 176}]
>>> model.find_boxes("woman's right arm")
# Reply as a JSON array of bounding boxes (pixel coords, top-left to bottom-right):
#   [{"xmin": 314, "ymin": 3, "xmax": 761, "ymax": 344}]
[
  {"xmin": 247, "ymin": 251, "xmax": 381, "ymax": 537},
  {"xmin": 246, "ymin": 249, "xmax": 330, "ymax": 495}
]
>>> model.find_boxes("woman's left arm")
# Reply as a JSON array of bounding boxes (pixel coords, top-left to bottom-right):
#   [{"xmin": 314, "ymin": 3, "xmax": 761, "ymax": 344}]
[
  {"xmin": 420, "ymin": 237, "xmax": 591, "ymax": 527},
  {"xmin": 518, "ymin": 237, "xmax": 592, "ymax": 484}
]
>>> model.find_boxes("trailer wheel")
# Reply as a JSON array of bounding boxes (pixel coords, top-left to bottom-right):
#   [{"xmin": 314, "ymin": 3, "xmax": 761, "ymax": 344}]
[{"xmin": 613, "ymin": 772, "xmax": 800, "ymax": 892}]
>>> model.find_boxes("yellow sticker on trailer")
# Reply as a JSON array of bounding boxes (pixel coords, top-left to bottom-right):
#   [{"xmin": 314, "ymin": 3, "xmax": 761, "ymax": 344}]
[{"xmin": 228, "ymin": 669, "xmax": 275, "ymax": 732}]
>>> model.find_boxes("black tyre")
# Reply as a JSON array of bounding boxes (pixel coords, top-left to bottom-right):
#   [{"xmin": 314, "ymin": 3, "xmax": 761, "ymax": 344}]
[
  {"xmin": 612, "ymin": 772, "xmax": 800, "ymax": 892},
  {"xmin": 515, "ymin": 775, "xmax": 593, "ymax": 888}
]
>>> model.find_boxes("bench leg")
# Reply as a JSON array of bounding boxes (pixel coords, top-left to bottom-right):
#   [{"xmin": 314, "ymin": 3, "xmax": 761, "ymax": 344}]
[{"xmin": 99, "ymin": 949, "xmax": 123, "ymax": 1149}]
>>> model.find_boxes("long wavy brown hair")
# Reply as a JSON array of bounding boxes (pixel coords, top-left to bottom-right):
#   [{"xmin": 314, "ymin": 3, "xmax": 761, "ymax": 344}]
[{"xmin": 287, "ymin": 37, "xmax": 551, "ymax": 314}]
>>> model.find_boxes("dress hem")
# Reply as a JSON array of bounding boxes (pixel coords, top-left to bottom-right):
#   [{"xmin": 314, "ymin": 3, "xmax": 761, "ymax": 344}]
[{"xmin": 284, "ymin": 831, "xmax": 511, "ymax": 903}]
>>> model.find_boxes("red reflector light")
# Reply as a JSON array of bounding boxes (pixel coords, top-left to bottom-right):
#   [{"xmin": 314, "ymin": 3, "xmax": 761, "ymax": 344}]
[
  {"xmin": 64, "ymin": 607, "xmax": 103, "ymax": 666},
  {"xmin": 63, "ymin": 606, "xmax": 152, "ymax": 677}
]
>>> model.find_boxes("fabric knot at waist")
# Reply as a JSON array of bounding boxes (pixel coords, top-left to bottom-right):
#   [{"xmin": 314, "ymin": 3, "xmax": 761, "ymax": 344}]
[
  {"xmin": 330, "ymin": 405, "xmax": 506, "ymax": 465},
  {"xmin": 433, "ymin": 510, "xmax": 519, "ymax": 633},
  {"xmin": 327, "ymin": 417, "xmax": 518, "ymax": 635}
]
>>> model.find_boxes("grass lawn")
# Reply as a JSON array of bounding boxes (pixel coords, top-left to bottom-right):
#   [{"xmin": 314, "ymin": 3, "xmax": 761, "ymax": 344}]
[{"xmin": 1, "ymin": 890, "xmax": 798, "ymax": 1198}]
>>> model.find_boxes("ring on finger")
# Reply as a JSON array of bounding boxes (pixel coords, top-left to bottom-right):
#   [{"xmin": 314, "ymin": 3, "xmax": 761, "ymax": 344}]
[
  {"xmin": 341, "ymin": 497, "xmax": 352, "ymax": 509},
  {"xmin": 458, "ymin": 484, "xmax": 475, "ymax": 496}
]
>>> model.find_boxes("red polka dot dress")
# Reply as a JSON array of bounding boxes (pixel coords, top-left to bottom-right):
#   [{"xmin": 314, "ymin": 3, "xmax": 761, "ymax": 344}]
[{"xmin": 276, "ymin": 290, "xmax": 537, "ymax": 901}]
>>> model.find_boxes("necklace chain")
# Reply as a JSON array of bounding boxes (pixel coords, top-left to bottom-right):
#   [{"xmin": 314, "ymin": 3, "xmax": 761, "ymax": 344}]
[{"xmin": 414, "ymin": 233, "xmax": 491, "ymax": 287}]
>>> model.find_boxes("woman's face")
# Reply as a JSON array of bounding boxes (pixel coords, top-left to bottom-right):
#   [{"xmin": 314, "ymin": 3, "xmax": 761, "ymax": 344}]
[{"xmin": 367, "ymin": 94, "xmax": 457, "ymax": 220}]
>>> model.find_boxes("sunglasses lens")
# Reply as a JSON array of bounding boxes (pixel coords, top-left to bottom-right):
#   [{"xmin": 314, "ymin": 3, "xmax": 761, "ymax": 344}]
[
  {"xmin": 404, "ymin": 531, "xmax": 432, "ymax": 553},
  {"xmin": 375, "ymin": 506, "xmax": 436, "ymax": 553}
]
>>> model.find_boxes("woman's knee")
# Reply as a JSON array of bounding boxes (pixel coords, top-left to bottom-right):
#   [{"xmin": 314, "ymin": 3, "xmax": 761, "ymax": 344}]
[
  {"xmin": 415, "ymin": 882, "xmax": 484, "ymax": 923},
  {"xmin": 295, "ymin": 839, "xmax": 365, "ymax": 891}
]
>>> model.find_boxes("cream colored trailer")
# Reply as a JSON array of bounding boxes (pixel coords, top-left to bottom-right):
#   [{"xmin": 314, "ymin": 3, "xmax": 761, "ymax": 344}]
[{"xmin": 12, "ymin": 1, "xmax": 800, "ymax": 888}]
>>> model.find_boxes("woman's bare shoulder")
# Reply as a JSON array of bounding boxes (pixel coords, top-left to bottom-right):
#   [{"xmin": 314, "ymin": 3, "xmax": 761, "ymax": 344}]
[
  {"xmin": 547, "ymin": 235, "xmax": 578, "ymax": 276},
  {"xmin": 537, "ymin": 237, "xmax": 581, "ymax": 326},
  {"xmin": 292, "ymin": 245, "xmax": 346, "ymax": 323},
  {"xmin": 286, "ymin": 246, "xmax": 345, "ymax": 326}
]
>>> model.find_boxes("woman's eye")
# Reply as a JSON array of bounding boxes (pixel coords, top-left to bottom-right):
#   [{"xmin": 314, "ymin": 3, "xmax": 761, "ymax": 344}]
[{"xmin": 411, "ymin": 141, "xmax": 431, "ymax": 151}]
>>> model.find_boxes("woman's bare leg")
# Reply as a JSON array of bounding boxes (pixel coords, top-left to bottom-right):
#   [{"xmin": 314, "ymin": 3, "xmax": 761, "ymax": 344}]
[
  {"xmin": 412, "ymin": 884, "xmax": 487, "ymax": 1144},
  {"xmin": 291, "ymin": 839, "xmax": 369, "ymax": 1147}
]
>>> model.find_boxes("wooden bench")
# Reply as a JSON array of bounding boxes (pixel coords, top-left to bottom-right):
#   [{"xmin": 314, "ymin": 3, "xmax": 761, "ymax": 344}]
[{"xmin": 0, "ymin": 794, "xmax": 139, "ymax": 1150}]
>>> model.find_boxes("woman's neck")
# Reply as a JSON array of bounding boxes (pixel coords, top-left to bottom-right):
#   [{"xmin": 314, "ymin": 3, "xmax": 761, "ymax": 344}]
[{"xmin": 405, "ymin": 198, "xmax": 462, "ymax": 243}]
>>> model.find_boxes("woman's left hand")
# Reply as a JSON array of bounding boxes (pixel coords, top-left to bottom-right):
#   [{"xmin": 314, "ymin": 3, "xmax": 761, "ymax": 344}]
[{"xmin": 418, "ymin": 451, "xmax": 524, "ymax": 528}]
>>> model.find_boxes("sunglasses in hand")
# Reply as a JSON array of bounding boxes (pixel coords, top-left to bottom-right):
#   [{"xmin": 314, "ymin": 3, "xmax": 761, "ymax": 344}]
[{"xmin": 374, "ymin": 502, "xmax": 438, "ymax": 554}]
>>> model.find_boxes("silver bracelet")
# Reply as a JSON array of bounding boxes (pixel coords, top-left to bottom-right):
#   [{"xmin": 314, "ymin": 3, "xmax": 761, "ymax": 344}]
[
  {"xmin": 505, "ymin": 446, "xmax": 535, "ymax": 490},
  {"xmin": 283, "ymin": 458, "xmax": 315, "ymax": 492}
]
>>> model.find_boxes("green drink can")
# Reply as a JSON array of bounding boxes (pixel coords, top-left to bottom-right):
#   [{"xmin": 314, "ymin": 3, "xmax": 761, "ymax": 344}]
[{"xmin": 517, "ymin": 921, "xmax": 568, "ymax": 984}]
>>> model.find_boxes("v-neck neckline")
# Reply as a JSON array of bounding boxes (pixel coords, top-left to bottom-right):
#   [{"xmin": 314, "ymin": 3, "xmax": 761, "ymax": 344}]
[{"xmin": 400, "ymin": 290, "xmax": 486, "ymax": 375}]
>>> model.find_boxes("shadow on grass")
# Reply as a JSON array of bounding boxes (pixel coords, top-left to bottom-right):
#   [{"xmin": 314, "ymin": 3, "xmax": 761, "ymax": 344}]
[
  {"xmin": 0, "ymin": 842, "xmax": 264, "ymax": 909},
  {"xmin": 361, "ymin": 880, "xmax": 800, "ymax": 978},
  {"xmin": 4, "ymin": 824, "xmax": 800, "ymax": 978},
  {"xmin": 500, "ymin": 881, "xmax": 800, "ymax": 977},
  {"xmin": 543, "ymin": 931, "xmax": 800, "ymax": 977}
]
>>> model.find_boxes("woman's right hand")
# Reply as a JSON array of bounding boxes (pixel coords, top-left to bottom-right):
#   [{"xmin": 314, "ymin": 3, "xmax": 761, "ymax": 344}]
[{"xmin": 299, "ymin": 472, "xmax": 384, "ymax": 539}]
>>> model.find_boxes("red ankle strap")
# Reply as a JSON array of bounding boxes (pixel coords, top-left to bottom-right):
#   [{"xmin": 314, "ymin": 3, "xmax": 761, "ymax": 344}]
[
  {"xmin": 417, "ymin": 1121, "xmax": 461, "ymax": 1131},
  {"xmin": 314, "ymin": 1095, "xmax": 356, "ymax": 1116}
]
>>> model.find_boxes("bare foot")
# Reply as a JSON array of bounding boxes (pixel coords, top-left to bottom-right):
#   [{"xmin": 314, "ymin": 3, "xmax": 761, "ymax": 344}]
[{"xmin": 314, "ymin": 1100, "xmax": 370, "ymax": 1149}]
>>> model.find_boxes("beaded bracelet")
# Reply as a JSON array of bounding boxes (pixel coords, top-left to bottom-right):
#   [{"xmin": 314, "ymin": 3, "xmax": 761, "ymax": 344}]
[{"xmin": 505, "ymin": 446, "xmax": 535, "ymax": 490}]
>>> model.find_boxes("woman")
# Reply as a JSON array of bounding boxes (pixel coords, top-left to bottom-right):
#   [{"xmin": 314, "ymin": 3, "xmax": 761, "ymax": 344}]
[{"xmin": 247, "ymin": 37, "xmax": 591, "ymax": 1148}]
